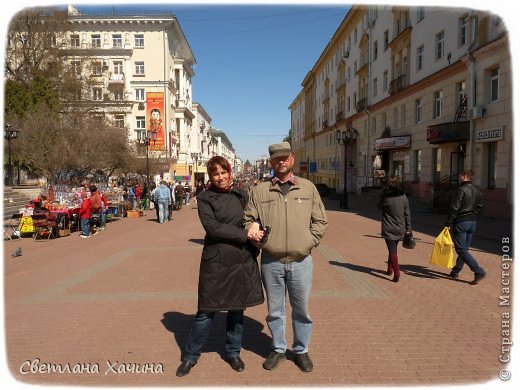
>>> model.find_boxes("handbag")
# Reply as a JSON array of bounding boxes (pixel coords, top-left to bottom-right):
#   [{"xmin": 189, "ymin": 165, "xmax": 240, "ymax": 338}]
[
  {"xmin": 402, "ymin": 231, "xmax": 416, "ymax": 249},
  {"xmin": 430, "ymin": 227, "xmax": 455, "ymax": 269}
]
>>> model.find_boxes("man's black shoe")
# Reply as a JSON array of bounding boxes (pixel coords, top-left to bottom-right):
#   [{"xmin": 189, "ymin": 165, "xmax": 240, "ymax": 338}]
[
  {"xmin": 262, "ymin": 351, "xmax": 286, "ymax": 370},
  {"xmin": 176, "ymin": 360, "xmax": 196, "ymax": 377},
  {"xmin": 470, "ymin": 272, "xmax": 487, "ymax": 285},
  {"xmin": 294, "ymin": 353, "xmax": 313, "ymax": 373},
  {"xmin": 227, "ymin": 356, "xmax": 245, "ymax": 372},
  {"xmin": 448, "ymin": 271, "xmax": 459, "ymax": 279}
]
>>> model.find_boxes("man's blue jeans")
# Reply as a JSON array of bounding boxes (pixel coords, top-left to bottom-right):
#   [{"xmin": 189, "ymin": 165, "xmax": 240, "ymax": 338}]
[
  {"xmin": 157, "ymin": 200, "xmax": 169, "ymax": 223},
  {"xmin": 451, "ymin": 220, "xmax": 485, "ymax": 275},
  {"xmin": 183, "ymin": 310, "xmax": 244, "ymax": 363},
  {"xmin": 261, "ymin": 254, "xmax": 313, "ymax": 354}
]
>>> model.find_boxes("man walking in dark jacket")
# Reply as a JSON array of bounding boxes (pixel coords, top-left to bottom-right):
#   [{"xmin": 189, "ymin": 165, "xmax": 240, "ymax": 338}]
[{"xmin": 445, "ymin": 169, "xmax": 485, "ymax": 284}]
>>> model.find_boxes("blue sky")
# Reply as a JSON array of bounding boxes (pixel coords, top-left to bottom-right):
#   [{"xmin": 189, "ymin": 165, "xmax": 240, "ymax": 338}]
[{"xmin": 73, "ymin": 3, "xmax": 350, "ymax": 163}]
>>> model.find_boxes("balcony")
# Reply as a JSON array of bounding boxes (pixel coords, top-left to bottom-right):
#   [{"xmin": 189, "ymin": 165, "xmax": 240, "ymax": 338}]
[
  {"xmin": 356, "ymin": 97, "xmax": 368, "ymax": 113},
  {"xmin": 322, "ymin": 120, "xmax": 329, "ymax": 129},
  {"xmin": 388, "ymin": 75, "xmax": 408, "ymax": 95},
  {"xmin": 108, "ymin": 72, "xmax": 125, "ymax": 84}
]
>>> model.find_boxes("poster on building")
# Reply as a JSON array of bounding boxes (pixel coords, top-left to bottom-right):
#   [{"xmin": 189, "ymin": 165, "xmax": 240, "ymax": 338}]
[{"xmin": 147, "ymin": 92, "xmax": 164, "ymax": 151}]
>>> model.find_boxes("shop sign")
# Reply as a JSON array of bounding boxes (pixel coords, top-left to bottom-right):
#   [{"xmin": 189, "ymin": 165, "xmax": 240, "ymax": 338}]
[
  {"xmin": 475, "ymin": 127, "xmax": 504, "ymax": 142},
  {"xmin": 427, "ymin": 122, "xmax": 470, "ymax": 144},
  {"xmin": 309, "ymin": 161, "xmax": 317, "ymax": 173},
  {"xmin": 374, "ymin": 135, "xmax": 411, "ymax": 151},
  {"xmin": 174, "ymin": 175, "xmax": 191, "ymax": 182},
  {"xmin": 299, "ymin": 161, "xmax": 308, "ymax": 173}
]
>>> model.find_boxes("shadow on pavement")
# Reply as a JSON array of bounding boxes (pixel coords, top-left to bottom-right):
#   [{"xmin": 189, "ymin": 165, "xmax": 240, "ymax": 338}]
[
  {"xmin": 329, "ymin": 260, "xmax": 390, "ymax": 281},
  {"xmin": 161, "ymin": 311, "xmax": 272, "ymax": 361}
]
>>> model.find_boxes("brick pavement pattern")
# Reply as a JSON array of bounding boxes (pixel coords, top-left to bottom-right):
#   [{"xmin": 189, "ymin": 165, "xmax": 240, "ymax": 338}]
[{"xmin": 2, "ymin": 194, "xmax": 511, "ymax": 386}]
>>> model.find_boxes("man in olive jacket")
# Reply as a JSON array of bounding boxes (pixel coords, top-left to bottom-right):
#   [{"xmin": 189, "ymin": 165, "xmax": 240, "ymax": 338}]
[{"xmin": 244, "ymin": 142, "xmax": 328, "ymax": 373}]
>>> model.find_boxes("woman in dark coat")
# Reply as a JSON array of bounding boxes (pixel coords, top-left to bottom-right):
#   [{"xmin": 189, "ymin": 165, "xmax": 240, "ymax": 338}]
[
  {"xmin": 176, "ymin": 156, "xmax": 264, "ymax": 377},
  {"xmin": 378, "ymin": 176, "xmax": 411, "ymax": 282}
]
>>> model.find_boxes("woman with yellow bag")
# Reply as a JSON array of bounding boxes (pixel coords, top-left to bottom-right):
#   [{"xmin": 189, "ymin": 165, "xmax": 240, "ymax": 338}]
[
  {"xmin": 378, "ymin": 176, "xmax": 412, "ymax": 282},
  {"xmin": 444, "ymin": 170, "xmax": 486, "ymax": 285}
]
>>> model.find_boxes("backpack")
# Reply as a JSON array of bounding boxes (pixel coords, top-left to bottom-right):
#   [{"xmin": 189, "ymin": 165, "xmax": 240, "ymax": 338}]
[{"xmin": 90, "ymin": 191, "xmax": 102, "ymax": 211}]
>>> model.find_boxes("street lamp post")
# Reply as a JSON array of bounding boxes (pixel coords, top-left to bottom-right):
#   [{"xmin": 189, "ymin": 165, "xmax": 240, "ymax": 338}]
[
  {"xmin": 137, "ymin": 129, "xmax": 157, "ymax": 190},
  {"xmin": 336, "ymin": 127, "xmax": 359, "ymax": 209},
  {"xmin": 191, "ymin": 152, "xmax": 200, "ymax": 183},
  {"xmin": 4, "ymin": 123, "xmax": 20, "ymax": 186}
]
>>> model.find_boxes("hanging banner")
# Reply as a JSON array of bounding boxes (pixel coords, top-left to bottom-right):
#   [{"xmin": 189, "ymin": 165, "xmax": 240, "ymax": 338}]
[{"xmin": 147, "ymin": 92, "xmax": 165, "ymax": 151}]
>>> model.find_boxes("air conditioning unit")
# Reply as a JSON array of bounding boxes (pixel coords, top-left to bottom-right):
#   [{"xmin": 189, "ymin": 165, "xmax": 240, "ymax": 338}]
[
  {"xmin": 138, "ymin": 103, "xmax": 145, "ymax": 110},
  {"xmin": 472, "ymin": 106, "xmax": 486, "ymax": 119}
]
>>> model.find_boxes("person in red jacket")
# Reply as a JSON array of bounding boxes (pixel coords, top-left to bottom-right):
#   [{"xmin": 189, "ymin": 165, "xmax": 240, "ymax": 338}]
[{"xmin": 78, "ymin": 195, "xmax": 92, "ymax": 238}]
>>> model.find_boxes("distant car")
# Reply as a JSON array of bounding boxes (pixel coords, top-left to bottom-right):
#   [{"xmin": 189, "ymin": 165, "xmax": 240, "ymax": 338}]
[{"xmin": 314, "ymin": 183, "xmax": 330, "ymax": 198}]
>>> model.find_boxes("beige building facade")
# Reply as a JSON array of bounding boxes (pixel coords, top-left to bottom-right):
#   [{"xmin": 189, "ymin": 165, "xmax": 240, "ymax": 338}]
[{"xmin": 290, "ymin": 5, "xmax": 511, "ymax": 218}]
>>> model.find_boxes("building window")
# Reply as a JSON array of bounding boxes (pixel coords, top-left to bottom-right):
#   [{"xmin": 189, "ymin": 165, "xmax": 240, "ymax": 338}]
[
  {"xmin": 91, "ymin": 34, "xmax": 101, "ymax": 48},
  {"xmin": 415, "ymin": 98, "xmax": 422, "ymax": 123},
  {"xmin": 71, "ymin": 61, "xmax": 81, "ymax": 76},
  {"xmin": 135, "ymin": 88, "xmax": 145, "ymax": 101},
  {"xmin": 135, "ymin": 34, "xmax": 144, "ymax": 47},
  {"xmin": 373, "ymin": 40, "xmax": 378, "ymax": 61},
  {"xmin": 347, "ymin": 96, "xmax": 351, "ymax": 112},
  {"xmin": 417, "ymin": 45, "xmax": 424, "ymax": 71},
  {"xmin": 383, "ymin": 70, "xmax": 388, "ymax": 92},
  {"xmin": 457, "ymin": 81, "xmax": 467, "ymax": 104},
  {"xmin": 393, "ymin": 107, "xmax": 398, "ymax": 128},
  {"xmin": 135, "ymin": 61, "xmax": 145, "ymax": 75},
  {"xmin": 491, "ymin": 67, "xmax": 499, "ymax": 102},
  {"xmin": 435, "ymin": 31, "xmax": 445, "ymax": 60},
  {"xmin": 487, "ymin": 142, "xmax": 497, "ymax": 188},
  {"xmin": 417, "ymin": 7, "xmax": 425, "ymax": 22},
  {"xmin": 432, "ymin": 148, "xmax": 441, "ymax": 183},
  {"xmin": 91, "ymin": 62, "xmax": 102, "ymax": 76},
  {"xmin": 136, "ymin": 116, "xmax": 146, "ymax": 129},
  {"xmin": 459, "ymin": 14, "xmax": 468, "ymax": 47},
  {"xmin": 384, "ymin": 30, "xmax": 389, "ymax": 51},
  {"xmin": 354, "ymin": 27, "xmax": 358, "ymax": 43},
  {"xmin": 70, "ymin": 34, "xmax": 80, "ymax": 48},
  {"xmin": 401, "ymin": 104, "xmax": 406, "ymax": 126},
  {"xmin": 113, "ymin": 61, "xmax": 123, "ymax": 75},
  {"xmin": 371, "ymin": 117, "xmax": 377, "ymax": 134},
  {"xmin": 114, "ymin": 114, "xmax": 125, "ymax": 128},
  {"xmin": 92, "ymin": 88, "xmax": 102, "ymax": 101},
  {"xmin": 433, "ymin": 91, "xmax": 442, "ymax": 118},
  {"xmin": 414, "ymin": 150, "xmax": 422, "ymax": 181},
  {"xmin": 373, "ymin": 78, "xmax": 378, "ymax": 97},
  {"xmin": 114, "ymin": 89, "xmax": 124, "ymax": 101},
  {"xmin": 112, "ymin": 34, "xmax": 122, "ymax": 48}
]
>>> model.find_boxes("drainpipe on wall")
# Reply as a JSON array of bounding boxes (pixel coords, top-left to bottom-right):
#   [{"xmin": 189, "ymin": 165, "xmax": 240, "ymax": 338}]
[
  {"xmin": 366, "ymin": 11, "xmax": 374, "ymax": 183},
  {"xmin": 467, "ymin": 10, "xmax": 477, "ymax": 170}
]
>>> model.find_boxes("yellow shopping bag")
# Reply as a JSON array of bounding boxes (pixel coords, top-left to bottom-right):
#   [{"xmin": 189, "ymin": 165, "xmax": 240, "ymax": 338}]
[{"xmin": 430, "ymin": 227, "xmax": 454, "ymax": 269}]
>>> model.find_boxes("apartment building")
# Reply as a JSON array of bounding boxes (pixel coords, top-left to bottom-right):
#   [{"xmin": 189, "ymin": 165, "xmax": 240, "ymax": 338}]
[
  {"xmin": 290, "ymin": 5, "xmax": 511, "ymax": 217},
  {"xmin": 60, "ymin": 6, "xmax": 200, "ymax": 185}
]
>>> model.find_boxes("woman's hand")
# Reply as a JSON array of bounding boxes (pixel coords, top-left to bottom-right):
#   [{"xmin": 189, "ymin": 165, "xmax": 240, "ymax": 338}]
[{"xmin": 247, "ymin": 222, "xmax": 264, "ymax": 242}]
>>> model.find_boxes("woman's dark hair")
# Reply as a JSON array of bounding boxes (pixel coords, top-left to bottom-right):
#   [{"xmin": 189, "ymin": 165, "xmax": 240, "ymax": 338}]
[{"xmin": 207, "ymin": 156, "xmax": 232, "ymax": 175}]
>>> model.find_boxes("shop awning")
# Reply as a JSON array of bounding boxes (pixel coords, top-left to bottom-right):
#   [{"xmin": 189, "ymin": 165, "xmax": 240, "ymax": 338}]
[
  {"xmin": 427, "ymin": 122, "xmax": 470, "ymax": 144},
  {"xmin": 374, "ymin": 135, "xmax": 411, "ymax": 151}
]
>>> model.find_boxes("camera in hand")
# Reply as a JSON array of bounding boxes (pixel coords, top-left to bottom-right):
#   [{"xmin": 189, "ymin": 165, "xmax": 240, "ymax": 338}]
[{"xmin": 259, "ymin": 225, "xmax": 271, "ymax": 245}]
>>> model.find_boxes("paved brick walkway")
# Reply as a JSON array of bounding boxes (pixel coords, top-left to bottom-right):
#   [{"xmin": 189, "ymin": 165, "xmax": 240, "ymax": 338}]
[{"xmin": 2, "ymin": 196, "xmax": 512, "ymax": 386}]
